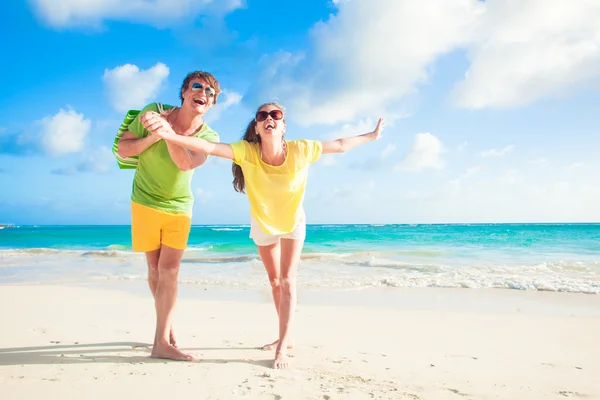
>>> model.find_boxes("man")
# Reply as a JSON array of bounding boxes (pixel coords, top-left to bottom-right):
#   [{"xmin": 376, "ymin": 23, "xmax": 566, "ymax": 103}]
[{"xmin": 117, "ymin": 71, "xmax": 220, "ymax": 361}]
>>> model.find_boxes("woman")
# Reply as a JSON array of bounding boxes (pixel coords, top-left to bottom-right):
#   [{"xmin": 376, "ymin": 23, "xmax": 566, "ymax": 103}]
[{"xmin": 141, "ymin": 102, "xmax": 384, "ymax": 369}]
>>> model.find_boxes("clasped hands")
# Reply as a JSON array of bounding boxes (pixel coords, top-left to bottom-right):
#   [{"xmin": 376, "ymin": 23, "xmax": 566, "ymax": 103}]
[{"xmin": 140, "ymin": 111, "xmax": 176, "ymax": 140}]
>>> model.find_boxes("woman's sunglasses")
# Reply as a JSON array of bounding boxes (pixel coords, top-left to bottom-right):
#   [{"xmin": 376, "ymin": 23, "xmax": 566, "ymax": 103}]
[
  {"xmin": 191, "ymin": 82, "xmax": 216, "ymax": 97},
  {"xmin": 255, "ymin": 110, "xmax": 284, "ymax": 122}
]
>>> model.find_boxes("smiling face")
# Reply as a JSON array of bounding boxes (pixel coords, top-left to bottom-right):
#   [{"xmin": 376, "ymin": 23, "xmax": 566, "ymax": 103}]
[
  {"xmin": 255, "ymin": 104, "xmax": 285, "ymax": 138},
  {"xmin": 181, "ymin": 78, "xmax": 216, "ymax": 114}
]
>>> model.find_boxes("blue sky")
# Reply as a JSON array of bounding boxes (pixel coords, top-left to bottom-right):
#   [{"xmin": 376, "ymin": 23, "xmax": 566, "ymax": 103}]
[{"xmin": 1, "ymin": 0, "xmax": 599, "ymax": 225}]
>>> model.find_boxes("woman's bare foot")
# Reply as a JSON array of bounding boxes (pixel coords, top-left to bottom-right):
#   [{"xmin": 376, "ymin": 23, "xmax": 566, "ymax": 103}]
[
  {"xmin": 273, "ymin": 351, "xmax": 290, "ymax": 369},
  {"xmin": 261, "ymin": 339, "xmax": 294, "ymax": 351},
  {"xmin": 150, "ymin": 343, "xmax": 194, "ymax": 361}
]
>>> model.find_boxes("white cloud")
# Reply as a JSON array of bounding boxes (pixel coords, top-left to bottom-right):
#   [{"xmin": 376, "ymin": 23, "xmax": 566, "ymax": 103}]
[
  {"xmin": 310, "ymin": 180, "xmax": 376, "ymax": 208},
  {"xmin": 249, "ymin": 1, "xmax": 600, "ymax": 125},
  {"xmin": 195, "ymin": 188, "xmax": 213, "ymax": 203},
  {"xmin": 249, "ymin": 0, "xmax": 483, "ymax": 125},
  {"xmin": 433, "ymin": 173, "xmax": 600, "ymax": 223},
  {"xmin": 395, "ymin": 132, "xmax": 444, "ymax": 172},
  {"xmin": 457, "ymin": 141, "xmax": 469, "ymax": 152},
  {"xmin": 320, "ymin": 155, "xmax": 340, "ymax": 167},
  {"xmin": 569, "ymin": 162, "xmax": 585, "ymax": 170},
  {"xmin": 104, "ymin": 63, "xmax": 170, "ymax": 113},
  {"xmin": 77, "ymin": 146, "xmax": 114, "ymax": 173},
  {"xmin": 32, "ymin": 108, "xmax": 91, "ymax": 157},
  {"xmin": 381, "ymin": 143, "xmax": 396, "ymax": 159},
  {"xmin": 480, "ymin": 145, "xmax": 515, "ymax": 157},
  {"xmin": 307, "ymin": 157, "xmax": 600, "ymax": 224},
  {"xmin": 529, "ymin": 157, "xmax": 549, "ymax": 166},
  {"xmin": 497, "ymin": 169, "xmax": 523, "ymax": 185},
  {"xmin": 452, "ymin": 0, "xmax": 600, "ymax": 109},
  {"xmin": 463, "ymin": 165, "xmax": 483, "ymax": 179},
  {"xmin": 29, "ymin": 0, "xmax": 244, "ymax": 29},
  {"xmin": 205, "ymin": 91, "xmax": 243, "ymax": 123},
  {"xmin": 321, "ymin": 118, "xmax": 377, "ymax": 141},
  {"xmin": 316, "ymin": 118, "xmax": 384, "ymax": 170}
]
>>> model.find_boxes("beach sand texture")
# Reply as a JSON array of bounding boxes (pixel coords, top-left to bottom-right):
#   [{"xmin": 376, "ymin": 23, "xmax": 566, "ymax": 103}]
[{"xmin": 1, "ymin": 285, "xmax": 599, "ymax": 399}]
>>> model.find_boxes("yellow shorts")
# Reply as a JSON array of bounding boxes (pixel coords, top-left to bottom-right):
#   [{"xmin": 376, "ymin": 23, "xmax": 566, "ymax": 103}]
[{"xmin": 131, "ymin": 202, "xmax": 192, "ymax": 252}]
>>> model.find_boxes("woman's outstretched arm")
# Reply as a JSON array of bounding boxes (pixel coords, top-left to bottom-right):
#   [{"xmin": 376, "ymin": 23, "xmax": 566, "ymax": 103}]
[
  {"xmin": 141, "ymin": 111, "xmax": 235, "ymax": 160},
  {"xmin": 321, "ymin": 118, "xmax": 385, "ymax": 154}
]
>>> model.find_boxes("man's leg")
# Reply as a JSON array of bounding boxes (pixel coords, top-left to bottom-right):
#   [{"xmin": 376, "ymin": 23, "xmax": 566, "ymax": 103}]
[
  {"xmin": 145, "ymin": 249, "xmax": 178, "ymax": 347},
  {"xmin": 272, "ymin": 238, "xmax": 304, "ymax": 369},
  {"xmin": 150, "ymin": 244, "xmax": 193, "ymax": 361}
]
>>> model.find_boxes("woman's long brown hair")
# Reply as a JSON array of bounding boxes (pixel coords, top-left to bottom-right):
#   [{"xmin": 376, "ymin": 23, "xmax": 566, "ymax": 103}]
[{"xmin": 232, "ymin": 103, "xmax": 285, "ymax": 194}]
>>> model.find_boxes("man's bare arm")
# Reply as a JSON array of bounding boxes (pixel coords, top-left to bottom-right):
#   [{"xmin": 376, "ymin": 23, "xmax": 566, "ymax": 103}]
[{"xmin": 117, "ymin": 131, "xmax": 161, "ymax": 157}]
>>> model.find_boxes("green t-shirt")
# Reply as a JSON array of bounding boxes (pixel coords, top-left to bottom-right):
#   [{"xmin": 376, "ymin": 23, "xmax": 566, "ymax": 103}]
[{"xmin": 128, "ymin": 103, "xmax": 219, "ymax": 215}]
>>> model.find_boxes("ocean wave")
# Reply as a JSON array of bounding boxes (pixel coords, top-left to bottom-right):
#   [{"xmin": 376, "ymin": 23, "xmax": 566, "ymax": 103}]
[
  {"xmin": 181, "ymin": 255, "xmax": 257, "ymax": 263},
  {"xmin": 210, "ymin": 228, "xmax": 244, "ymax": 232},
  {"xmin": 374, "ymin": 276, "xmax": 600, "ymax": 294},
  {"xmin": 0, "ymin": 248, "xmax": 139, "ymax": 259},
  {"xmin": 81, "ymin": 250, "xmax": 126, "ymax": 258},
  {"xmin": 106, "ymin": 244, "xmax": 130, "ymax": 251},
  {"xmin": 202, "ymin": 225, "xmax": 250, "ymax": 228},
  {"xmin": 87, "ymin": 273, "xmax": 600, "ymax": 294}
]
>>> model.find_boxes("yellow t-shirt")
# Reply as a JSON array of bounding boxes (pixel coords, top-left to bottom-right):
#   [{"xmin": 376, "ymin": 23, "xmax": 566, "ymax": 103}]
[{"xmin": 230, "ymin": 139, "xmax": 322, "ymax": 235}]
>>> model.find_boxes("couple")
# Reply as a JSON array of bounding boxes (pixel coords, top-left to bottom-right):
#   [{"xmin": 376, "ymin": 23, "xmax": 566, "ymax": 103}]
[{"xmin": 117, "ymin": 71, "xmax": 385, "ymax": 369}]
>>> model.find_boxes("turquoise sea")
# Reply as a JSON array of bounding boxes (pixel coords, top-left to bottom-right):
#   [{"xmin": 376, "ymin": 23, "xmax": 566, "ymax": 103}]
[{"xmin": 1, "ymin": 224, "xmax": 599, "ymax": 293}]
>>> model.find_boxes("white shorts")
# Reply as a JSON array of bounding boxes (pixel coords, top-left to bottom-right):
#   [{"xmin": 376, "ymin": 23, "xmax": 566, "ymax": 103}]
[{"xmin": 249, "ymin": 212, "xmax": 306, "ymax": 247}]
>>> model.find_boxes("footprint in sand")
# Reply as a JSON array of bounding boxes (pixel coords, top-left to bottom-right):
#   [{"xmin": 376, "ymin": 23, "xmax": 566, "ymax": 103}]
[
  {"xmin": 447, "ymin": 388, "xmax": 469, "ymax": 397},
  {"xmin": 131, "ymin": 345, "xmax": 151, "ymax": 351},
  {"xmin": 558, "ymin": 391, "xmax": 586, "ymax": 398},
  {"xmin": 542, "ymin": 362, "xmax": 556, "ymax": 367}
]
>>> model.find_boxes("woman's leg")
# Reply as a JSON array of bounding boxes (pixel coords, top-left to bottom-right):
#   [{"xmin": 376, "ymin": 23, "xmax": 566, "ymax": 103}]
[
  {"xmin": 257, "ymin": 241, "xmax": 285, "ymax": 349},
  {"xmin": 272, "ymin": 237, "xmax": 304, "ymax": 369}
]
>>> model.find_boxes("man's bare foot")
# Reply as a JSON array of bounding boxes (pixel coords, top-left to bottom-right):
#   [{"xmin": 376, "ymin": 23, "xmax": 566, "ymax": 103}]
[
  {"xmin": 150, "ymin": 343, "xmax": 194, "ymax": 361},
  {"xmin": 261, "ymin": 339, "xmax": 294, "ymax": 351},
  {"xmin": 273, "ymin": 351, "xmax": 290, "ymax": 369},
  {"xmin": 169, "ymin": 328, "xmax": 177, "ymax": 348}
]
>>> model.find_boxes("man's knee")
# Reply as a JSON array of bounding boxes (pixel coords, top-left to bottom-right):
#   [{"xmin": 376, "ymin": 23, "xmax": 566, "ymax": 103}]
[
  {"xmin": 148, "ymin": 265, "xmax": 159, "ymax": 281},
  {"xmin": 157, "ymin": 261, "xmax": 180, "ymax": 280}
]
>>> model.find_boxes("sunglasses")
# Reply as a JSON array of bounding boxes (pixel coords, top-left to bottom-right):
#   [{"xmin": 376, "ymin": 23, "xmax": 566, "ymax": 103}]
[
  {"xmin": 255, "ymin": 109, "xmax": 284, "ymax": 122},
  {"xmin": 191, "ymin": 82, "xmax": 216, "ymax": 97}
]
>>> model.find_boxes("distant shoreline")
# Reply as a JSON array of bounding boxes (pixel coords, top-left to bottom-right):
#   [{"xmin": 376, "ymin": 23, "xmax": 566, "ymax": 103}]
[{"xmin": 2, "ymin": 222, "xmax": 600, "ymax": 227}]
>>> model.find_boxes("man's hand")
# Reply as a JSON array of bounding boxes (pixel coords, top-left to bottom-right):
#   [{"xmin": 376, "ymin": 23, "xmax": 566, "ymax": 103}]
[{"xmin": 141, "ymin": 111, "xmax": 177, "ymax": 140}]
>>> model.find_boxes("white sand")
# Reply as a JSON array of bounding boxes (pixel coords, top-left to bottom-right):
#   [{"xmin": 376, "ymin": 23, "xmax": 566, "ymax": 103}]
[{"xmin": 1, "ymin": 285, "xmax": 599, "ymax": 399}]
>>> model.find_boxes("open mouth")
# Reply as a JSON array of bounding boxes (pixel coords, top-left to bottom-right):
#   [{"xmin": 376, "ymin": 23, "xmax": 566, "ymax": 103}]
[
  {"xmin": 265, "ymin": 122, "xmax": 275, "ymax": 129},
  {"xmin": 193, "ymin": 98, "xmax": 207, "ymax": 106}
]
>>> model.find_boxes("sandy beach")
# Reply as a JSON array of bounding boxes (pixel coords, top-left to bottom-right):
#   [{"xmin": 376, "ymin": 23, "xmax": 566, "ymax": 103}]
[{"xmin": 1, "ymin": 284, "xmax": 599, "ymax": 399}]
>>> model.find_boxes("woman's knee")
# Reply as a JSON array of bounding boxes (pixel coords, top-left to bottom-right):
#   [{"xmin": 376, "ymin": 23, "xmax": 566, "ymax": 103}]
[
  {"xmin": 269, "ymin": 277, "xmax": 281, "ymax": 289},
  {"xmin": 279, "ymin": 276, "xmax": 296, "ymax": 294}
]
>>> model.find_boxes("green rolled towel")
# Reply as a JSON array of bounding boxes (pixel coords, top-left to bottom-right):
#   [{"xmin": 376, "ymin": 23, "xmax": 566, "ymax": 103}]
[
  {"xmin": 112, "ymin": 104, "xmax": 172, "ymax": 170},
  {"xmin": 112, "ymin": 109, "xmax": 141, "ymax": 170}
]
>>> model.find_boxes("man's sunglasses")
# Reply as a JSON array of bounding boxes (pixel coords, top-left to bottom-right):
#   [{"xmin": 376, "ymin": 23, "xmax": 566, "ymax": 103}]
[
  {"xmin": 191, "ymin": 82, "xmax": 216, "ymax": 97},
  {"xmin": 255, "ymin": 110, "xmax": 284, "ymax": 122}
]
